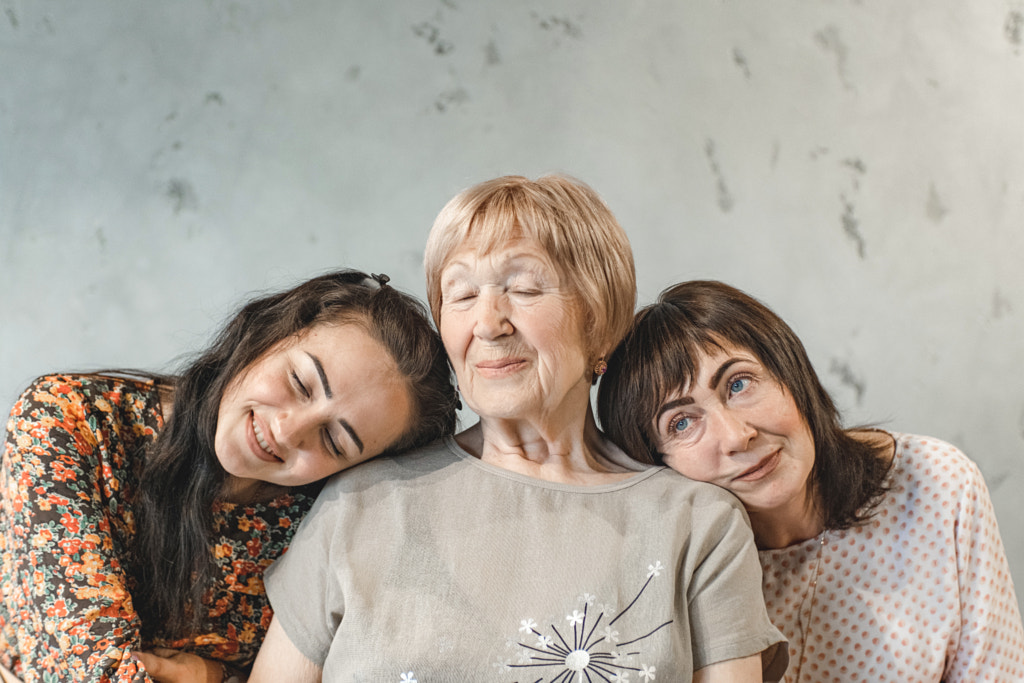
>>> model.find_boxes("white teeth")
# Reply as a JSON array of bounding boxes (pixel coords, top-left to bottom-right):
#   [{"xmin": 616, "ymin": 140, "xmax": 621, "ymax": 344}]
[{"xmin": 252, "ymin": 416, "xmax": 276, "ymax": 455}]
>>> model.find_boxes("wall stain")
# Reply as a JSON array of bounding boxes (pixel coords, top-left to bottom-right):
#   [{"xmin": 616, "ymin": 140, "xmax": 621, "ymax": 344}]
[
  {"xmin": 533, "ymin": 13, "xmax": 582, "ymax": 38},
  {"xmin": 771, "ymin": 140, "xmax": 780, "ymax": 169},
  {"xmin": 204, "ymin": 92, "xmax": 224, "ymax": 106},
  {"xmin": 732, "ymin": 48, "xmax": 751, "ymax": 79},
  {"xmin": 842, "ymin": 157, "xmax": 866, "ymax": 190},
  {"xmin": 166, "ymin": 179, "xmax": 198, "ymax": 214},
  {"xmin": 1006, "ymin": 11, "xmax": 1023, "ymax": 47},
  {"xmin": 95, "ymin": 227, "xmax": 107, "ymax": 250},
  {"xmin": 704, "ymin": 139, "xmax": 735, "ymax": 212},
  {"xmin": 5, "ymin": 8, "xmax": 17, "ymax": 28},
  {"xmin": 345, "ymin": 65, "xmax": 361, "ymax": 81},
  {"xmin": 840, "ymin": 195, "xmax": 866, "ymax": 258},
  {"xmin": 992, "ymin": 290, "xmax": 1013, "ymax": 319},
  {"xmin": 434, "ymin": 87, "xmax": 469, "ymax": 112},
  {"xmin": 814, "ymin": 25, "xmax": 853, "ymax": 90},
  {"xmin": 925, "ymin": 183, "xmax": 948, "ymax": 223},
  {"xmin": 485, "ymin": 39, "xmax": 501, "ymax": 66},
  {"xmin": 413, "ymin": 21, "xmax": 454, "ymax": 55},
  {"xmin": 829, "ymin": 358, "xmax": 865, "ymax": 404}
]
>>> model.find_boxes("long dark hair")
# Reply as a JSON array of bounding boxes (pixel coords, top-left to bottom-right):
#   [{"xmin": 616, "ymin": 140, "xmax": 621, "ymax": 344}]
[
  {"xmin": 132, "ymin": 270, "xmax": 457, "ymax": 638},
  {"xmin": 597, "ymin": 280, "xmax": 890, "ymax": 533}
]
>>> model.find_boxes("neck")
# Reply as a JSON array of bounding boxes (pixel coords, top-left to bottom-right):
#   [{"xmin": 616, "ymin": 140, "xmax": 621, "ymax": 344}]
[
  {"xmin": 219, "ymin": 475, "xmax": 288, "ymax": 505},
  {"xmin": 458, "ymin": 405, "xmax": 635, "ymax": 485},
  {"xmin": 749, "ymin": 495, "xmax": 824, "ymax": 549}
]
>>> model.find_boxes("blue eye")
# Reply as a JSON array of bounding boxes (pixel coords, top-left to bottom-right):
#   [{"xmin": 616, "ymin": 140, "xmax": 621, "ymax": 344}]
[
  {"xmin": 672, "ymin": 416, "xmax": 691, "ymax": 433},
  {"xmin": 729, "ymin": 378, "xmax": 749, "ymax": 395}
]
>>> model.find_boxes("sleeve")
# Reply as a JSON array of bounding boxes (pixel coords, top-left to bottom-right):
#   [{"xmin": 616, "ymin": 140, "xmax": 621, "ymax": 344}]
[
  {"xmin": 262, "ymin": 478, "xmax": 345, "ymax": 667},
  {"xmin": 0, "ymin": 376, "xmax": 152, "ymax": 683},
  {"xmin": 685, "ymin": 488, "xmax": 789, "ymax": 682},
  {"xmin": 945, "ymin": 453, "xmax": 1024, "ymax": 681}
]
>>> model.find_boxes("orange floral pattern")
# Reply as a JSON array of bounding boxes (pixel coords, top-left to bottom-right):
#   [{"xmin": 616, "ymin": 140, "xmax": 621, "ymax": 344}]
[{"xmin": 0, "ymin": 375, "xmax": 316, "ymax": 682}]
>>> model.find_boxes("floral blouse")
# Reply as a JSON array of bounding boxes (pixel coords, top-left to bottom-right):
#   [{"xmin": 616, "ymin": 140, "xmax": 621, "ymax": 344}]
[{"xmin": 0, "ymin": 375, "xmax": 317, "ymax": 682}]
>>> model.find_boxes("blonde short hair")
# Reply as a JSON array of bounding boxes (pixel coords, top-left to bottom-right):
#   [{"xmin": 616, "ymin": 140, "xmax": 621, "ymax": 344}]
[{"xmin": 424, "ymin": 174, "xmax": 637, "ymax": 357}]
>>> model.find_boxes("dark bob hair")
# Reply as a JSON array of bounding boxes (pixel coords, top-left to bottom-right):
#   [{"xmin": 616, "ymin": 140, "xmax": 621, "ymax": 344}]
[{"xmin": 597, "ymin": 280, "xmax": 889, "ymax": 532}]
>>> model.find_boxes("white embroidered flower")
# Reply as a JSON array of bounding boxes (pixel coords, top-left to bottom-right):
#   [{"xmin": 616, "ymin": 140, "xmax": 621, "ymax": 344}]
[
  {"xmin": 536, "ymin": 634, "xmax": 553, "ymax": 649},
  {"xmin": 579, "ymin": 592, "xmax": 595, "ymax": 605},
  {"xmin": 519, "ymin": 618, "xmax": 537, "ymax": 633},
  {"xmin": 647, "ymin": 561, "xmax": 664, "ymax": 578},
  {"xmin": 601, "ymin": 626, "xmax": 620, "ymax": 643},
  {"xmin": 566, "ymin": 609, "xmax": 585, "ymax": 626},
  {"xmin": 611, "ymin": 672, "xmax": 631, "ymax": 682},
  {"xmin": 400, "ymin": 673, "xmax": 417, "ymax": 683},
  {"xmin": 640, "ymin": 664, "xmax": 656, "ymax": 680}
]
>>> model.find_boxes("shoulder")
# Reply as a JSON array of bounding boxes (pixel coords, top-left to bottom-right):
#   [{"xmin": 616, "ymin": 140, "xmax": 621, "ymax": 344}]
[
  {"xmin": 317, "ymin": 437, "xmax": 461, "ymax": 498},
  {"xmin": 892, "ymin": 433, "xmax": 982, "ymax": 488},
  {"xmin": 648, "ymin": 466, "xmax": 748, "ymax": 510},
  {"xmin": 11, "ymin": 373, "xmax": 161, "ymax": 415}
]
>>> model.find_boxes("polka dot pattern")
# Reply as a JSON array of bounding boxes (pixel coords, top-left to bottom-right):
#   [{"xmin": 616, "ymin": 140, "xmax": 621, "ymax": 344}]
[{"xmin": 760, "ymin": 433, "xmax": 1024, "ymax": 682}]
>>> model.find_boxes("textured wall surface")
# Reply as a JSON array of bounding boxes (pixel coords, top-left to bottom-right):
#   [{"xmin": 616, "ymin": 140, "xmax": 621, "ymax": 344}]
[{"xmin": 2, "ymin": 2, "xmax": 1023, "ymax": 615}]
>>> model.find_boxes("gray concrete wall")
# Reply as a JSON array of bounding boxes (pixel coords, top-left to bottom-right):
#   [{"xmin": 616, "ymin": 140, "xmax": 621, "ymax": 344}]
[{"xmin": 3, "ymin": 1, "xmax": 1022, "ymax": 615}]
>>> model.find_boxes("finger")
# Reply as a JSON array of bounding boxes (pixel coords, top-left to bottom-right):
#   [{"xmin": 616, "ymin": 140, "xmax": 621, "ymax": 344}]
[
  {"xmin": 147, "ymin": 648, "xmax": 182, "ymax": 658},
  {"xmin": 133, "ymin": 651, "xmax": 165, "ymax": 676}
]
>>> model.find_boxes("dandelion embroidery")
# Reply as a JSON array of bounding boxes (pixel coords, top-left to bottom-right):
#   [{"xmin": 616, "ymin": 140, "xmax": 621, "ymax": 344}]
[
  {"xmin": 505, "ymin": 561, "xmax": 672, "ymax": 682},
  {"xmin": 400, "ymin": 673, "xmax": 417, "ymax": 683}
]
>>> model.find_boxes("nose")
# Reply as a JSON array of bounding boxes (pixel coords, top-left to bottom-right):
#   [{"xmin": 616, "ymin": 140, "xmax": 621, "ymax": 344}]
[
  {"xmin": 273, "ymin": 407, "xmax": 320, "ymax": 451},
  {"xmin": 473, "ymin": 290, "xmax": 513, "ymax": 340},
  {"xmin": 713, "ymin": 408, "xmax": 756, "ymax": 455}
]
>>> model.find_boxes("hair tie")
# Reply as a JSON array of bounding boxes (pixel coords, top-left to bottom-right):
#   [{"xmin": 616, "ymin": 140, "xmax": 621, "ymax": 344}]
[{"xmin": 369, "ymin": 273, "xmax": 391, "ymax": 288}]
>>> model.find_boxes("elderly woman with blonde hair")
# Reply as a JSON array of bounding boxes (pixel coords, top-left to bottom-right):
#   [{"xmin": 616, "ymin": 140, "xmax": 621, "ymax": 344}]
[{"xmin": 251, "ymin": 175, "xmax": 788, "ymax": 681}]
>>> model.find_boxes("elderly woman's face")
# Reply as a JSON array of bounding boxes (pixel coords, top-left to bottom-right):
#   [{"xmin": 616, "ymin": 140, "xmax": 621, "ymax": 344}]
[{"xmin": 438, "ymin": 238, "xmax": 591, "ymax": 422}]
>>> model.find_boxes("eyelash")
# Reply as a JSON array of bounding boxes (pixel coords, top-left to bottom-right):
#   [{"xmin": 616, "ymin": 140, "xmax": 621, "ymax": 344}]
[
  {"xmin": 291, "ymin": 371, "xmax": 310, "ymax": 398},
  {"xmin": 292, "ymin": 370, "xmax": 343, "ymax": 458}
]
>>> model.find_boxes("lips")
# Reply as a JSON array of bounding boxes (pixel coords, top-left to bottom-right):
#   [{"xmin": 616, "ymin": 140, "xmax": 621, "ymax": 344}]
[
  {"xmin": 733, "ymin": 449, "xmax": 781, "ymax": 482},
  {"xmin": 248, "ymin": 412, "xmax": 283, "ymax": 463},
  {"xmin": 474, "ymin": 357, "xmax": 527, "ymax": 377}
]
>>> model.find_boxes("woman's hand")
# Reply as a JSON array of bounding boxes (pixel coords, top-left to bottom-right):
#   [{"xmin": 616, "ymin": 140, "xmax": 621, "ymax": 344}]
[{"xmin": 133, "ymin": 649, "xmax": 232, "ymax": 683}]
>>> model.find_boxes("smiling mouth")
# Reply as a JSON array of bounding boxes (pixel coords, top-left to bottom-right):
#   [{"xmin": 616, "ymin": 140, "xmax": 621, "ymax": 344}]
[
  {"xmin": 251, "ymin": 414, "xmax": 283, "ymax": 463},
  {"xmin": 475, "ymin": 358, "xmax": 526, "ymax": 375},
  {"xmin": 733, "ymin": 450, "xmax": 781, "ymax": 482}
]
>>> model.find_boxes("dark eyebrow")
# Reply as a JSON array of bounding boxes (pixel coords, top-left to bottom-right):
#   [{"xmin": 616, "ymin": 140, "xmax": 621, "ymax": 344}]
[
  {"xmin": 653, "ymin": 358, "xmax": 747, "ymax": 423},
  {"xmin": 307, "ymin": 352, "xmax": 365, "ymax": 454},
  {"xmin": 307, "ymin": 353, "xmax": 333, "ymax": 399},
  {"xmin": 655, "ymin": 396, "xmax": 694, "ymax": 423},
  {"xmin": 709, "ymin": 358, "xmax": 744, "ymax": 389},
  {"xmin": 339, "ymin": 418, "xmax": 364, "ymax": 454}
]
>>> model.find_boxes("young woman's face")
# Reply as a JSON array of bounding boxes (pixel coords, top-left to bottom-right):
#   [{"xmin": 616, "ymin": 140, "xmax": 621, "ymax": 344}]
[
  {"xmin": 438, "ymin": 238, "xmax": 591, "ymax": 424},
  {"xmin": 652, "ymin": 343, "xmax": 816, "ymax": 518},
  {"xmin": 214, "ymin": 322, "xmax": 413, "ymax": 492}
]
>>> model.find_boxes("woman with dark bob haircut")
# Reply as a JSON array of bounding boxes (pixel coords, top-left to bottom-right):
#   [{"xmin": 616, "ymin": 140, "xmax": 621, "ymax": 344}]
[
  {"xmin": 0, "ymin": 270, "xmax": 457, "ymax": 683},
  {"xmin": 597, "ymin": 279, "xmax": 1024, "ymax": 682}
]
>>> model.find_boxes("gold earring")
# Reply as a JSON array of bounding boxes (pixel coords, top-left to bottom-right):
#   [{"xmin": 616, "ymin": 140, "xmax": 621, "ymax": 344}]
[{"xmin": 594, "ymin": 359, "xmax": 608, "ymax": 376}]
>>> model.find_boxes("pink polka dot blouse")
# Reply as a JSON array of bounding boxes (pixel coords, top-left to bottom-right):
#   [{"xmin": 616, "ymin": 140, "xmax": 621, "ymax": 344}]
[{"xmin": 759, "ymin": 433, "xmax": 1024, "ymax": 682}]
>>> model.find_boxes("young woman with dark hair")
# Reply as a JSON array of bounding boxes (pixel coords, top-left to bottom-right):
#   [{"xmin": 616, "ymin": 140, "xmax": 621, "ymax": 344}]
[
  {"xmin": 598, "ymin": 279, "xmax": 1024, "ymax": 682},
  {"xmin": 0, "ymin": 269, "xmax": 458, "ymax": 683}
]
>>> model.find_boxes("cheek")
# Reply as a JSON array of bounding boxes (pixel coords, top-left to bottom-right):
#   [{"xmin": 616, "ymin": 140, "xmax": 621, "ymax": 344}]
[{"xmin": 662, "ymin": 449, "xmax": 715, "ymax": 482}]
